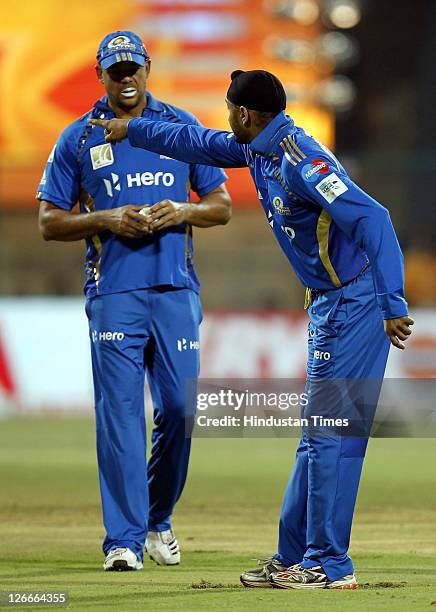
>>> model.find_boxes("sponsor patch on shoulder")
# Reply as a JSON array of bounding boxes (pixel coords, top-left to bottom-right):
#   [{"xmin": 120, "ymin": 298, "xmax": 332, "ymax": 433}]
[
  {"xmin": 315, "ymin": 172, "xmax": 348, "ymax": 203},
  {"xmin": 302, "ymin": 158, "xmax": 330, "ymax": 182},
  {"xmin": 90, "ymin": 143, "xmax": 114, "ymax": 170}
]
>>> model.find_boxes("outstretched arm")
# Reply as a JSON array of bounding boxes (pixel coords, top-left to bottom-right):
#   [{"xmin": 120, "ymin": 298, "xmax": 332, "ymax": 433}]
[{"xmin": 88, "ymin": 117, "xmax": 248, "ymax": 168}]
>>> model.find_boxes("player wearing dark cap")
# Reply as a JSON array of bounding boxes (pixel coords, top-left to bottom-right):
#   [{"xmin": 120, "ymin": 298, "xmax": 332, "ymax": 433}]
[
  {"xmin": 37, "ymin": 31, "xmax": 231, "ymax": 572},
  {"xmin": 90, "ymin": 69, "xmax": 413, "ymax": 590}
]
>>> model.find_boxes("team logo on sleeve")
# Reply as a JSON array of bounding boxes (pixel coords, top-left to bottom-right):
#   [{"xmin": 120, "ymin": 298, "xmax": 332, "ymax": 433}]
[
  {"xmin": 302, "ymin": 159, "xmax": 330, "ymax": 182},
  {"xmin": 315, "ymin": 172, "xmax": 348, "ymax": 204},
  {"xmin": 90, "ymin": 144, "xmax": 114, "ymax": 170}
]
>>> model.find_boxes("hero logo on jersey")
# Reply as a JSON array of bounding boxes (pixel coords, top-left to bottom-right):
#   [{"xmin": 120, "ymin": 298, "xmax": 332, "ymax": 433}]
[
  {"xmin": 303, "ymin": 158, "xmax": 330, "ymax": 183},
  {"xmin": 103, "ymin": 173, "xmax": 121, "ymax": 197},
  {"xmin": 315, "ymin": 173, "xmax": 348, "ymax": 204},
  {"xmin": 102, "ymin": 171, "xmax": 176, "ymax": 197},
  {"xmin": 127, "ymin": 172, "xmax": 175, "ymax": 187},
  {"xmin": 90, "ymin": 144, "xmax": 114, "ymax": 170}
]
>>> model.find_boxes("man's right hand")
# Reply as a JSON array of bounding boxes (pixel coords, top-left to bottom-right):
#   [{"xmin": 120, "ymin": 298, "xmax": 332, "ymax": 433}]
[
  {"xmin": 106, "ymin": 205, "xmax": 152, "ymax": 238},
  {"xmin": 88, "ymin": 118, "xmax": 129, "ymax": 143}
]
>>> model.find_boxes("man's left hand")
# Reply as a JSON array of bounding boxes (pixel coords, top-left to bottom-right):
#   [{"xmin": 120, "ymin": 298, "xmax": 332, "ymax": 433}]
[
  {"xmin": 384, "ymin": 316, "xmax": 414, "ymax": 350},
  {"xmin": 88, "ymin": 118, "xmax": 130, "ymax": 143},
  {"xmin": 148, "ymin": 200, "xmax": 189, "ymax": 230}
]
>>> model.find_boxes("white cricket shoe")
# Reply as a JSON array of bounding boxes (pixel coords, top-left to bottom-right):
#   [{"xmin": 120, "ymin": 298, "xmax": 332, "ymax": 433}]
[
  {"xmin": 103, "ymin": 547, "xmax": 143, "ymax": 571},
  {"xmin": 145, "ymin": 529, "xmax": 181, "ymax": 565}
]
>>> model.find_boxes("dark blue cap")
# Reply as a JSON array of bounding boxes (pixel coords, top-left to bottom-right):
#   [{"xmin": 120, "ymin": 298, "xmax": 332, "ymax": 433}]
[
  {"xmin": 97, "ymin": 31, "xmax": 149, "ymax": 69},
  {"xmin": 227, "ymin": 70, "xmax": 286, "ymax": 113}
]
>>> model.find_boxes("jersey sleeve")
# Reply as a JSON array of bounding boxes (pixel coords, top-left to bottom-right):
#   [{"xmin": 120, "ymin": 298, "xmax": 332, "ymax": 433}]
[
  {"xmin": 128, "ymin": 118, "xmax": 248, "ymax": 168},
  {"xmin": 36, "ymin": 128, "xmax": 80, "ymax": 210},
  {"xmin": 188, "ymin": 162, "xmax": 227, "ymax": 197},
  {"xmin": 291, "ymin": 157, "xmax": 408, "ymax": 320}
]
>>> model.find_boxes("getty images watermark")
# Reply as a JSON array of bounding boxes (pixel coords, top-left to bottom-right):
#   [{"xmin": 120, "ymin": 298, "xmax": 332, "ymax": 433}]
[
  {"xmin": 184, "ymin": 379, "xmax": 436, "ymax": 438},
  {"xmin": 196, "ymin": 388, "xmax": 349, "ymax": 429}
]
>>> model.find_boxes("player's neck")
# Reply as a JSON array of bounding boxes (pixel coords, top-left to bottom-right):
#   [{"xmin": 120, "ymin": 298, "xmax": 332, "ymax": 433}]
[{"xmin": 108, "ymin": 93, "xmax": 148, "ymax": 120}]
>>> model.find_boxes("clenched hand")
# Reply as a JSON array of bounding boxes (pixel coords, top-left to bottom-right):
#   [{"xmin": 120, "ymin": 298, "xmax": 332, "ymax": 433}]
[
  {"xmin": 106, "ymin": 205, "xmax": 152, "ymax": 238},
  {"xmin": 148, "ymin": 200, "xmax": 189, "ymax": 230},
  {"xmin": 384, "ymin": 316, "xmax": 414, "ymax": 350}
]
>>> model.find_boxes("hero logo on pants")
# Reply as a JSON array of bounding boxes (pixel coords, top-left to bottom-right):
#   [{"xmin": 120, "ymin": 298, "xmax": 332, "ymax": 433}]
[
  {"xmin": 177, "ymin": 338, "xmax": 200, "ymax": 352},
  {"xmin": 92, "ymin": 330, "xmax": 125, "ymax": 342},
  {"xmin": 314, "ymin": 350, "xmax": 331, "ymax": 360}
]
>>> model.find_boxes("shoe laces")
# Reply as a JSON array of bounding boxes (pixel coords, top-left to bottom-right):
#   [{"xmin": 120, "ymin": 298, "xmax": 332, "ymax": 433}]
[
  {"xmin": 160, "ymin": 529, "xmax": 176, "ymax": 545},
  {"xmin": 295, "ymin": 566, "xmax": 325, "ymax": 581},
  {"xmin": 254, "ymin": 556, "xmax": 285, "ymax": 569},
  {"xmin": 107, "ymin": 547, "xmax": 128, "ymax": 557},
  {"xmin": 254, "ymin": 556, "xmax": 274, "ymax": 565},
  {"xmin": 286, "ymin": 563, "xmax": 304, "ymax": 572}
]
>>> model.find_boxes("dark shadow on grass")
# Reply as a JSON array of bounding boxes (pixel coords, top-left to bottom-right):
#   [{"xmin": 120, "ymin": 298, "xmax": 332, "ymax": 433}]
[
  {"xmin": 191, "ymin": 579, "xmax": 242, "ymax": 589},
  {"xmin": 67, "ymin": 587, "xmax": 245, "ymax": 606},
  {"xmin": 360, "ymin": 582, "xmax": 407, "ymax": 589},
  {"xmin": 363, "ymin": 567, "xmax": 436, "ymax": 575}
]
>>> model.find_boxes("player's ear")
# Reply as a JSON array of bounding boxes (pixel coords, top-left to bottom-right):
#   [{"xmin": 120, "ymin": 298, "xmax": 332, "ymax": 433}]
[
  {"xmin": 145, "ymin": 59, "xmax": 151, "ymax": 78},
  {"xmin": 240, "ymin": 106, "xmax": 251, "ymax": 127},
  {"xmin": 95, "ymin": 64, "xmax": 104, "ymax": 83}
]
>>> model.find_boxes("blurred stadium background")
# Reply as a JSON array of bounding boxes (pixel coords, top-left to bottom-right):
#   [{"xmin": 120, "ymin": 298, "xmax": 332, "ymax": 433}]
[
  {"xmin": 1, "ymin": 0, "xmax": 436, "ymax": 411},
  {"xmin": 0, "ymin": 1, "xmax": 435, "ymax": 608}
]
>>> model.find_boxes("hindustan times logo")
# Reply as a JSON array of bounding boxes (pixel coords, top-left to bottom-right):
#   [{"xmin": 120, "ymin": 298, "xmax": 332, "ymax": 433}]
[{"xmin": 177, "ymin": 338, "xmax": 200, "ymax": 352}]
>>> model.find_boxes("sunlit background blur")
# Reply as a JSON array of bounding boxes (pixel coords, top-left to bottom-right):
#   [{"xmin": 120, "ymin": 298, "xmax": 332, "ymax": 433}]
[{"xmin": 0, "ymin": 0, "xmax": 435, "ymax": 412}]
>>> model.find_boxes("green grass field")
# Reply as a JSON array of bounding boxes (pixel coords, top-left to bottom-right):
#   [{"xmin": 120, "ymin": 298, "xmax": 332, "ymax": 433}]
[{"xmin": 0, "ymin": 417, "xmax": 435, "ymax": 611}]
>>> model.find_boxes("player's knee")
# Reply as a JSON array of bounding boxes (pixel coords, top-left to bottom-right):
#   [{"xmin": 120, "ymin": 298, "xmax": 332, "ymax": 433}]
[{"xmin": 155, "ymin": 398, "xmax": 191, "ymax": 425}]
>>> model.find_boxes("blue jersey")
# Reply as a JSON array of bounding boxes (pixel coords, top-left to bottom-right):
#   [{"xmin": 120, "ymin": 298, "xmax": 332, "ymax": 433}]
[
  {"xmin": 127, "ymin": 112, "xmax": 408, "ymax": 319},
  {"xmin": 36, "ymin": 93, "xmax": 227, "ymax": 298}
]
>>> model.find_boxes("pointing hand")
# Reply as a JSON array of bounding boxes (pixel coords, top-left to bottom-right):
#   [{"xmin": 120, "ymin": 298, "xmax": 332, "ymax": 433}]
[{"xmin": 88, "ymin": 118, "xmax": 130, "ymax": 143}]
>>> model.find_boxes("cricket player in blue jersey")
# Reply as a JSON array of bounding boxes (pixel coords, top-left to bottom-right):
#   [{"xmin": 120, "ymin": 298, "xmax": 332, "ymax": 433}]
[
  {"xmin": 37, "ymin": 31, "xmax": 231, "ymax": 572},
  {"xmin": 90, "ymin": 69, "xmax": 414, "ymax": 589}
]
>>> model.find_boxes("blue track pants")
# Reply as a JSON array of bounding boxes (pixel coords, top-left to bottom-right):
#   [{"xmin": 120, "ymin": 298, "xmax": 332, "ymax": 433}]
[
  {"xmin": 86, "ymin": 287, "xmax": 201, "ymax": 560},
  {"xmin": 276, "ymin": 266, "xmax": 390, "ymax": 580}
]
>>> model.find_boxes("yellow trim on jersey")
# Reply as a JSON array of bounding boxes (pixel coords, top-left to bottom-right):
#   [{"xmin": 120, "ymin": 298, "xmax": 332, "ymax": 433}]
[
  {"xmin": 280, "ymin": 141, "xmax": 297, "ymax": 166},
  {"xmin": 316, "ymin": 210, "xmax": 341, "ymax": 288},
  {"xmin": 288, "ymin": 136, "xmax": 307, "ymax": 160},
  {"xmin": 283, "ymin": 137, "xmax": 302, "ymax": 162},
  {"xmin": 185, "ymin": 224, "xmax": 191, "ymax": 272},
  {"xmin": 128, "ymin": 52, "xmax": 133, "ymax": 61},
  {"xmin": 304, "ymin": 287, "xmax": 312, "ymax": 309},
  {"xmin": 82, "ymin": 190, "xmax": 103, "ymax": 292}
]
